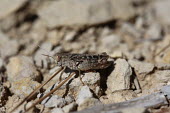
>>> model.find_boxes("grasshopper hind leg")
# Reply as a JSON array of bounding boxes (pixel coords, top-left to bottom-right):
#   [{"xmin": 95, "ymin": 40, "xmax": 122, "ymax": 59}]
[
  {"xmin": 24, "ymin": 72, "xmax": 76, "ymax": 113},
  {"xmin": 9, "ymin": 67, "xmax": 64, "ymax": 113},
  {"xmin": 59, "ymin": 67, "xmax": 66, "ymax": 82}
]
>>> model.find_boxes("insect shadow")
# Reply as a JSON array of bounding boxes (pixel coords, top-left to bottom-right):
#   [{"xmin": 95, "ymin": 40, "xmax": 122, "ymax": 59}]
[
  {"xmin": 61, "ymin": 61, "xmax": 115, "ymax": 97},
  {"xmin": 98, "ymin": 61, "xmax": 115, "ymax": 94}
]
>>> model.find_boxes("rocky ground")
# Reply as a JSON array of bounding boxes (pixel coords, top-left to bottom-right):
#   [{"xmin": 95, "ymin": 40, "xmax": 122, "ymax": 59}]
[{"xmin": 0, "ymin": 0, "xmax": 170, "ymax": 113}]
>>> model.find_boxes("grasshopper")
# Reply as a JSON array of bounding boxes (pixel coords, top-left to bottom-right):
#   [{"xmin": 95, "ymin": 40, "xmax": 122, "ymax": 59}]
[{"xmin": 10, "ymin": 52, "xmax": 113, "ymax": 113}]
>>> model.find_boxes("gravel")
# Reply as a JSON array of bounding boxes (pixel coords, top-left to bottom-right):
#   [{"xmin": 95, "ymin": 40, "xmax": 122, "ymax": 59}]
[
  {"xmin": 41, "ymin": 95, "xmax": 66, "ymax": 108},
  {"xmin": 1, "ymin": 0, "xmax": 170, "ymax": 113},
  {"xmin": 76, "ymin": 85, "xmax": 93, "ymax": 105}
]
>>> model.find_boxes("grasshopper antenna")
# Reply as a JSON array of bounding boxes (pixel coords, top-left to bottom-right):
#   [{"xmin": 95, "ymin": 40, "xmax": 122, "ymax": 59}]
[
  {"xmin": 41, "ymin": 54, "xmax": 56, "ymax": 62},
  {"xmin": 38, "ymin": 45, "xmax": 57, "ymax": 62}
]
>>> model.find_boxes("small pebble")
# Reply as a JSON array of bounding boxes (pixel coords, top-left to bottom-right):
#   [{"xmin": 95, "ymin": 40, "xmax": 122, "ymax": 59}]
[
  {"xmin": 51, "ymin": 108, "xmax": 64, "ymax": 113},
  {"xmin": 64, "ymin": 31, "xmax": 77, "ymax": 41},
  {"xmin": 128, "ymin": 59, "xmax": 154, "ymax": 75},
  {"xmin": 34, "ymin": 42, "xmax": 53, "ymax": 68},
  {"xmin": 77, "ymin": 98, "xmax": 101, "ymax": 111},
  {"xmin": 70, "ymin": 72, "xmax": 100, "ymax": 87},
  {"xmin": 107, "ymin": 59, "xmax": 132, "ymax": 93},
  {"xmin": 76, "ymin": 85, "xmax": 93, "ymax": 105},
  {"xmin": 11, "ymin": 78, "xmax": 40, "ymax": 98},
  {"xmin": 7, "ymin": 56, "xmax": 40, "ymax": 82},
  {"xmin": 63, "ymin": 102, "xmax": 77, "ymax": 113}
]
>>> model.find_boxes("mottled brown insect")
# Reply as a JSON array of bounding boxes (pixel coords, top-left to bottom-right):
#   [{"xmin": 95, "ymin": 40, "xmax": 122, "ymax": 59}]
[
  {"xmin": 10, "ymin": 52, "xmax": 113, "ymax": 113},
  {"xmin": 53, "ymin": 52, "xmax": 112, "ymax": 71}
]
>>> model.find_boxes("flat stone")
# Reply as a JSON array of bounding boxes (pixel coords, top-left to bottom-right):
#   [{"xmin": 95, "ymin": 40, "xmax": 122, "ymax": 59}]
[
  {"xmin": 38, "ymin": 0, "xmax": 135, "ymax": 28},
  {"xmin": 0, "ymin": 31, "xmax": 19, "ymax": 58},
  {"xmin": 151, "ymin": 0, "xmax": 170, "ymax": 25},
  {"xmin": 107, "ymin": 59, "xmax": 132, "ymax": 93},
  {"xmin": 128, "ymin": 59, "xmax": 154, "ymax": 75},
  {"xmin": 34, "ymin": 42, "xmax": 53, "ymax": 68},
  {"xmin": 51, "ymin": 108, "xmax": 64, "ymax": 113},
  {"xmin": 7, "ymin": 56, "xmax": 40, "ymax": 82},
  {"xmin": 76, "ymin": 86, "xmax": 93, "ymax": 105},
  {"xmin": 0, "ymin": 0, "xmax": 28, "ymax": 19},
  {"xmin": 63, "ymin": 102, "xmax": 77, "ymax": 113},
  {"xmin": 70, "ymin": 72, "xmax": 100, "ymax": 87}
]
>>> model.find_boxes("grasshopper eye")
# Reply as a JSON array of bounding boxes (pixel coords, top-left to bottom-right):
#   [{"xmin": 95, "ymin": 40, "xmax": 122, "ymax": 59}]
[{"xmin": 99, "ymin": 58, "xmax": 107, "ymax": 64}]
